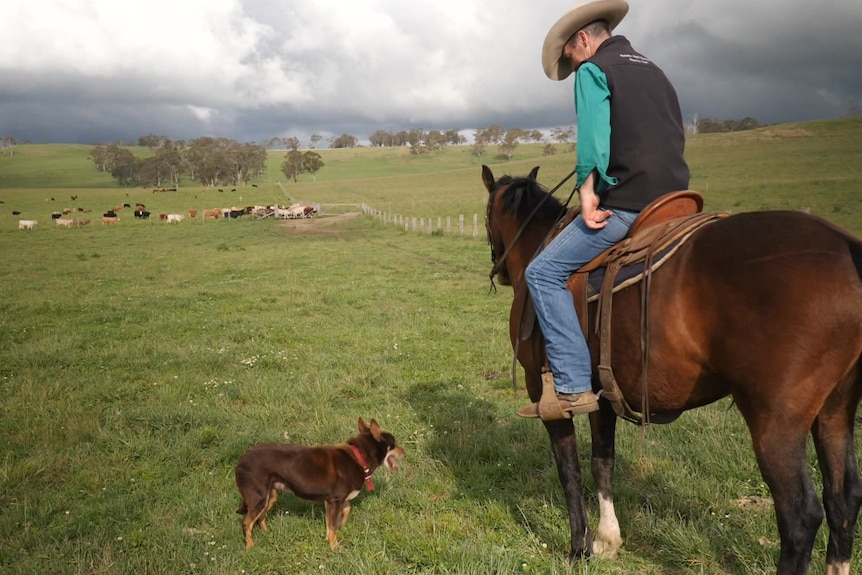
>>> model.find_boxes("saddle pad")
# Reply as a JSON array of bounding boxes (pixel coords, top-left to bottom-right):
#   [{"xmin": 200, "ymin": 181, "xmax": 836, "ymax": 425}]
[{"xmin": 586, "ymin": 238, "xmax": 680, "ymax": 300}]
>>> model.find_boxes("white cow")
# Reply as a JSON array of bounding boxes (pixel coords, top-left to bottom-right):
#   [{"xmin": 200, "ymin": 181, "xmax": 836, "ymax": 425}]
[
  {"xmin": 166, "ymin": 214, "xmax": 185, "ymax": 223},
  {"xmin": 18, "ymin": 220, "xmax": 37, "ymax": 230},
  {"xmin": 55, "ymin": 218, "xmax": 74, "ymax": 227},
  {"xmin": 286, "ymin": 204, "xmax": 307, "ymax": 219}
]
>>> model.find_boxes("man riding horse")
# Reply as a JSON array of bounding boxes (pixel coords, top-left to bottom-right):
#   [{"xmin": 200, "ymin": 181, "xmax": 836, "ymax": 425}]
[{"xmin": 518, "ymin": 0, "xmax": 690, "ymax": 420}]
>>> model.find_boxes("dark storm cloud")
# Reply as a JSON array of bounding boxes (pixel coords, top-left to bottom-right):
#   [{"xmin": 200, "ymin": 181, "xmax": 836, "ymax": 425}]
[{"xmin": 0, "ymin": 0, "xmax": 859, "ymax": 146}]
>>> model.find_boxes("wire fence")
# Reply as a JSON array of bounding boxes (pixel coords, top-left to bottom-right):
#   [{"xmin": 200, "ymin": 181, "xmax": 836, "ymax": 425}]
[{"xmin": 361, "ymin": 204, "xmax": 481, "ymax": 238}]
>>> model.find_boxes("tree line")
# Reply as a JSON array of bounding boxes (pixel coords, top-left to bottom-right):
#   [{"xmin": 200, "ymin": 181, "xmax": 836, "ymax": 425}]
[
  {"xmin": 10, "ymin": 114, "xmax": 773, "ymax": 188},
  {"xmin": 687, "ymin": 116, "xmax": 765, "ymax": 134},
  {"xmin": 91, "ymin": 137, "xmax": 267, "ymax": 188}
]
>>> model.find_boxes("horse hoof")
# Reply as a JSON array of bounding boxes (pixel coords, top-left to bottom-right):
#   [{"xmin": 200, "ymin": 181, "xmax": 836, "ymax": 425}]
[{"xmin": 592, "ymin": 538, "xmax": 621, "ymax": 559}]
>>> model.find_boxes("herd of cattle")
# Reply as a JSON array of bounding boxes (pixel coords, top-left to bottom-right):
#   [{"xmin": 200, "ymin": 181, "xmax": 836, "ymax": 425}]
[{"xmin": 15, "ymin": 202, "xmax": 318, "ymax": 230}]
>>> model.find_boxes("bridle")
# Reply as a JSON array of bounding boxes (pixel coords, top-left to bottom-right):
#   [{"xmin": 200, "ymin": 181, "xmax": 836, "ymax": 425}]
[{"xmin": 485, "ymin": 168, "xmax": 577, "ymax": 292}]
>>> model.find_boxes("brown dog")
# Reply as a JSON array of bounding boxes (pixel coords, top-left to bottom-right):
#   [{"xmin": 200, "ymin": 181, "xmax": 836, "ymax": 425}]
[{"xmin": 235, "ymin": 417, "xmax": 405, "ymax": 549}]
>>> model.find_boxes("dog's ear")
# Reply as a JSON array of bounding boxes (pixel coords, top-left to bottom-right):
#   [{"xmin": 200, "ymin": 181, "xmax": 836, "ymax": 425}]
[
  {"xmin": 358, "ymin": 417, "xmax": 369, "ymax": 433},
  {"xmin": 369, "ymin": 419, "xmax": 382, "ymax": 441}
]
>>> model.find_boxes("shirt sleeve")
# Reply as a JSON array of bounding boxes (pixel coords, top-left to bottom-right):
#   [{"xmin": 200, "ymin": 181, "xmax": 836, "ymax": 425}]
[{"xmin": 573, "ymin": 62, "xmax": 617, "ymax": 192}]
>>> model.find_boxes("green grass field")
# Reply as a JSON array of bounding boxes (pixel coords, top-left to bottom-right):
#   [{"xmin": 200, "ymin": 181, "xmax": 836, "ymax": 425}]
[{"xmin": 1, "ymin": 118, "xmax": 861, "ymax": 574}]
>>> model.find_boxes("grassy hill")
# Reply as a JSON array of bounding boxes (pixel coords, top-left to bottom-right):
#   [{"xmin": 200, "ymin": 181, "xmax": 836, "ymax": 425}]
[
  {"xmin": 2, "ymin": 116, "xmax": 861, "ymax": 233},
  {"xmin": 1, "ymin": 117, "xmax": 861, "ymax": 574}
]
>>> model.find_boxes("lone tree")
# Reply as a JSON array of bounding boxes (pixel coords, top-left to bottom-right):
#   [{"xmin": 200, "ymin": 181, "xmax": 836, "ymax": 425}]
[
  {"xmin": 282, "ymin": 150, "xmax": 304, "ymax": 183},
  {"xmin": 302, "ymin": 151, "xmax": 324, "ymax": 181},
  {"xmin": 281, "ymin": 150, "xmax": 325, "ymax": 182}
]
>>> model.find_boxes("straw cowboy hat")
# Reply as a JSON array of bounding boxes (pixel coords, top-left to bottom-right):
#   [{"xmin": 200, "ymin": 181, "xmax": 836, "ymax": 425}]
[{"xmin": 542, "ymin": 0, "xmax": 629, "ymax": 81}]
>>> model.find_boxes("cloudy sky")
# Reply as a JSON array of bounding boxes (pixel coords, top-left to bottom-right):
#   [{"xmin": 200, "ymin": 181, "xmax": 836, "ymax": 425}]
[{"xmin": 1, "ymin": 0, "xmax": 860, "ymax": 146}]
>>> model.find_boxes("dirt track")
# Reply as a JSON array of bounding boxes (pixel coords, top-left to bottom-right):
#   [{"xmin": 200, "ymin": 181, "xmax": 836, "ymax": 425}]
[{"xmin": 279, "ymin": 211, "xmax": 361, "ymax": 238}]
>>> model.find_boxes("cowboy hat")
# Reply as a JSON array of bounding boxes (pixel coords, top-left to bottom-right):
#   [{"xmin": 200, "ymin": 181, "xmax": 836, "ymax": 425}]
[{"xmin": 542, "ymin": 0, "xmax": 629, "ymax": 81}]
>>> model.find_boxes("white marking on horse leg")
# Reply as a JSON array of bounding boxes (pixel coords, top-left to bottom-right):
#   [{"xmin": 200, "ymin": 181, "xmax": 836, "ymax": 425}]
[
  {"xmin": 825, "ymin": 561, "xmax": 850, "ymax": 575},
  {"xmin": 592, "ymin": 492, "xmax": 622, "ymax": 558}
]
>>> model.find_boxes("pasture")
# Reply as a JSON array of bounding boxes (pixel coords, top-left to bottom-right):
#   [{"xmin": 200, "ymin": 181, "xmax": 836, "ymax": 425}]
[{"xmin": 1, "ymin": 117, "xmax": 861, "ymax": 574}]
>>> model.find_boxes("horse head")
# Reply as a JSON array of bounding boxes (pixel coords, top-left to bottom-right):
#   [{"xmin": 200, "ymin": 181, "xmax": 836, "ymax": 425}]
[{"xmin": 482, "ymin": 165, "xmax": 563, "ymax": 288}]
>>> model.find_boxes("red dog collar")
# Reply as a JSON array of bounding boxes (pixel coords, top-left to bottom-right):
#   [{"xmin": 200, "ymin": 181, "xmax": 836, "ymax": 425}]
[{"xmin": 350, "ymin": 445, "xmax": 374, "ymax": 491}]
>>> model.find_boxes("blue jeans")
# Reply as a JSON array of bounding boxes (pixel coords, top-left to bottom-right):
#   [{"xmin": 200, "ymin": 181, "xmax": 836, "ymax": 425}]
[{"xmin": 524, "ymin": 208, "xmax": 639, "ymax": 394}]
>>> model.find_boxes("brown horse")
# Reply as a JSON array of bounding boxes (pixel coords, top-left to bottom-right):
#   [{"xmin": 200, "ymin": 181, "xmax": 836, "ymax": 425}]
[{"xmin": 481, "ymin": 165, "xmax": 862, "ymax": 575}]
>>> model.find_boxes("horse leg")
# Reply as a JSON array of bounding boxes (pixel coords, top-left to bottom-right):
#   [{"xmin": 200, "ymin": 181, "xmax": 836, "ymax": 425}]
[
  {"xmin": 521, "ymin": 331, "xmax": 593, "ymax": 560},
  {"xmin": 543, "ymin": 418, "xmax": 593, "ymax": 560},
  {"xmin": 812, "ymin": 372, "xmax": 862, "ymax": 575},
  {"xmin": 743, "ymin": 412, "xmax": 823, "ymax": 575},
  {"xmin": 589, "ymin": 402, "xmax": 621, "ymax": 557}
]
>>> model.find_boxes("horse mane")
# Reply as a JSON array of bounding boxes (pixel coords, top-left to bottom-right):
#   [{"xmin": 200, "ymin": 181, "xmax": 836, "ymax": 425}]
[{"xmin": 496, "ymin": 174, "xmax": 566, "ymax": 222}]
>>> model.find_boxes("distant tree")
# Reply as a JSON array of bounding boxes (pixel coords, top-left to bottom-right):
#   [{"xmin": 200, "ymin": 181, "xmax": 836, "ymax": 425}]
[
  {"xmin": 404, "ymin": 129, "xmax": 424, "ymax": 155},
  {"xmin": 498, "ymin": 128, "xmax": 525, "ymax": 160},
  {"xmin": 107, "ymin": 146, "xmax": 141, "ymax": 186},
  {"xmin": 697, "ymin": 118, "xmax": 726, "ymax": 133},
  {"xmin": 1, "ymin": 136, "xmax": 17, "ymax": 156},
  {"xmin": 90, "ymin": 144, "xmax": 108, "ymax": 171},
  {"xmin": 329, "ymin": 133, "xmax": 358, "ymax": 148},
  {"xmin": 302, "ymin": 151, "xmax": 324, "ymax": 180},
  {"xmin": 229, "ymin": 142, "xmax": 267, "ymax": 184},
  {"xmin": 369, "ymin": 130, "xmax": 390, "ymax": 147},
  {"xmin": 696, "ymin": 116, "xmax": 761, "ymax": 134},
  {"xmin": 445, "ymin": 129, "xmax": 466, "ymax": 145},
  {"xmin": 736, "ymin": 116, "xmax": 762, "ymax": 131},
  {"xmin": 686, "ymin": 112, "xmax": 699, "ymax": 135},
  {"xmin": 308, "ymin": 134, "xmax": 322, "ymax": 149},
  {"xmin": 182, "ymin": 137, "xmax": 265, "ymax": 186},
  {"xmin": 472, "ymin": 129, "xmax": 489, "ymax": 157},
  {"xmin": 550, "ymin": 126, "xmax": 575, "ymax": 144},
  {"xmin": 281, "ymin": 150, "xmax": 304, "ymax": 182},
  {"xmin": 139, "ymin": 143, "xmax": 184, "ymax": 188},
  {"xmin": 528, "ymin": 130, "xmax": 544, "ymax": 143},
  {"xmin": 283, "ymin": 137, "xmax": 300, "ymax": 151},
  {"xmin": 138, "ymin": 134, "xmax": 170, "ymax": 148},
  {"xmin": 543, "ymin": 144, "xmax": 557, "ymax": 156},
  {"xmin": 265, "ymin": 137, "xmax": 282, "ymax": 149},
  {"xmin": 424, "ymin": 130, "xmax": 446, "ymax": 150},
  {"xmin": 486, "ymin": 125, "xmax": 505, "ymax": 144}
]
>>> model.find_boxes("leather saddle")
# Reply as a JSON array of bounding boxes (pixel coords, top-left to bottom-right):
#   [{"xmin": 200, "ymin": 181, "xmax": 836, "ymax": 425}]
[{"xmin": 525, "ymin": 190, "xmax": 728, "ymax": 424}]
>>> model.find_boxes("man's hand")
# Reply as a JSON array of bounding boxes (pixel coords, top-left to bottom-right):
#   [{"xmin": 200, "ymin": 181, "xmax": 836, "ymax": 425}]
[{"xmin": 578, "ymin": 173, "xmax": 611, "ymax": 229}]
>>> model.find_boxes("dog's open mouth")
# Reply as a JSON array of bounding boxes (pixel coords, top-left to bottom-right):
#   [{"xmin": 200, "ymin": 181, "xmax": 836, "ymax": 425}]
[{"xmin": 384, "ymin": 447, "xmax": 405, "ymax": 470}]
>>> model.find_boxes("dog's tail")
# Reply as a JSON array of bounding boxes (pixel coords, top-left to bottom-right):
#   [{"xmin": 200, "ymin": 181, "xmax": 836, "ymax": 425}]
[{"xmin": 236, "ymin": 502, "xmax": 247, "ymax": 515}]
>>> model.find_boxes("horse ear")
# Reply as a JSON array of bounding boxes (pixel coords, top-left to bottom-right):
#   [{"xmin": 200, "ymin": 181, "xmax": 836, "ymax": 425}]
[
  {"xmin": 369, "ymin": 419, "xmax": 382, "ymax": 440},
  {"xmin": 529, "ymin": 166, "xmax": 540, "ymax": 180},
  {"xmin": 482, "ymin": 165, "xmax": 496, "ymax": 193},
  {"xmin": 358, "ymin": 417, "xmax": 369, "ymax": 432}
]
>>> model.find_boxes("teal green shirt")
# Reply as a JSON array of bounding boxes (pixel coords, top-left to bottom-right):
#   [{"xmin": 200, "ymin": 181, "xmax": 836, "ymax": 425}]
[{"xmin": 573, "ymin": 62, "xmax": 617, "ymax": 192}]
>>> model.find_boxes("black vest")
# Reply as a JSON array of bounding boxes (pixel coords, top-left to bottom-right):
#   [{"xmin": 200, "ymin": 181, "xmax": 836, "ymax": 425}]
[{"xmin": 584, "ymin": 36, "xmax": 690, "ymax": 211}]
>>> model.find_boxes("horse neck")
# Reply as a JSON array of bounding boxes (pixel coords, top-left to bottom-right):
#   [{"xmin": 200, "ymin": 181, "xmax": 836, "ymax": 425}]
[{"xmin": 500, "ymin": 212, "xmax": 554, "ymax": 295}]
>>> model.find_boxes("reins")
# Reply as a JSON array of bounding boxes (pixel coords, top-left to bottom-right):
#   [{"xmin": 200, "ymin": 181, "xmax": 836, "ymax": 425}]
[{"xmin": 486, "ymin": 167, "xmax": 577, "ymax": 392}]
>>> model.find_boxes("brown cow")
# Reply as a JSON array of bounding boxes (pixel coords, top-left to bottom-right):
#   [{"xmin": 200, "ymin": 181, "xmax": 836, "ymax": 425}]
[
  {"xmin": 101, "ymin": 216, "xmax": 119, "ymax": 224},
  {"xmin": 188, "ymin": 208, "xmax": 198, "ymax": 219}
]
